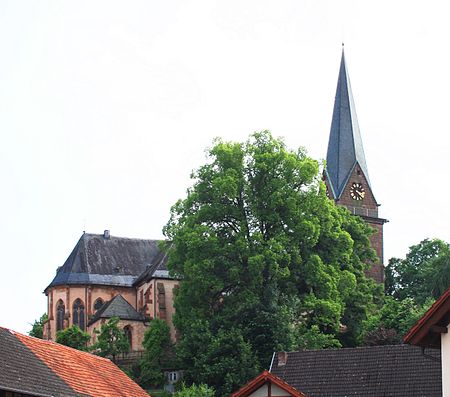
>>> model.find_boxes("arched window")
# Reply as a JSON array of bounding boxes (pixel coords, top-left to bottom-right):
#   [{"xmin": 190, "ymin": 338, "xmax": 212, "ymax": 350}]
[
  {"xmin": 123, "ymin": 325, "xmax": 132, "ymax": 350},
  {"xmin": 56, "ymin": 300, "xmax": 65, "ymax": 331},
  {"xmin": 72, "ymin": 298, "xmax": 85, "ymax": 330},
  {"xmin": 93, "ymin": 298, "xmax": 104, "ymax": 312}
]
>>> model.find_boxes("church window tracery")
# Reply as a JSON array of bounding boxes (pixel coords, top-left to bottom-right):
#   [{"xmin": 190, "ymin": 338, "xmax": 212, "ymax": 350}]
[
  {"xmin": 93, "ymin": 298, "xmax": 104, "ymax": 312},
  {"xmin": 56, "ymin": 300, "xmax": 65, "ymax": 331},
  {"xmin": 72, "ymin": 298, "xmax": 85, "ymax": 330}
]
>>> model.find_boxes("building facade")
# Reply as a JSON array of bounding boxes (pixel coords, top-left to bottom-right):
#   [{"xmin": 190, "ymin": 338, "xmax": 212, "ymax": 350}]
[{"xmin": 43, "ymin": 231, "xmax": 178, "ymax": 349}]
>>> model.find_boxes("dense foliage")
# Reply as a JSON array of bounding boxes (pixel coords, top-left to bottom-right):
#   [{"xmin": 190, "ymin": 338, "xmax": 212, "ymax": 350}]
[
  {"xmin": 363, "ymin": 296, "xmax": 433, "ymax": 345},
  {"xmin": 91, "ymin": 317, "xmax": 130, "ymax": 362},
  {"xmin": 29, "ymin": 313, "xmax": 48, "ymax": 339},
  {"xmin": 386, "ymin": 238, "xmax": 450, "ymax": 304},
  {"xmin": 174, "ymin": 383, "xmax": 215, "ymax": 397},
  {"xmin": 140, "ymin": 318, "xmax": 174, "ymax": 388},
  {"xmin": 163, "ymin": 131, "xmax": 380, "ymax": 396},
  {"xmin": 56, "ymin": 325, "xmax": 90, "ymax": 350}
]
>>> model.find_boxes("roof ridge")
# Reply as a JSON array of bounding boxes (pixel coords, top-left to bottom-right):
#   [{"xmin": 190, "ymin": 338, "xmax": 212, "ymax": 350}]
[
  {"xmin": 4, "ymin": 327, "xmax": 111, "ymax": 362},
  {"xmin": 277, "ymin": 343, "xmax": 411, "ymax": 354},
  {"xmin": 83, "ymin": 232, "xmax": 164, "ymax": 242}
]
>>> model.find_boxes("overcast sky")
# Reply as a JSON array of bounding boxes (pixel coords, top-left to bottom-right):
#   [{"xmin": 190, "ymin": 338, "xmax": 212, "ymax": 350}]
[{"xmin": 1, "ymin": 0, "xmax": 449, "ymax": 333}]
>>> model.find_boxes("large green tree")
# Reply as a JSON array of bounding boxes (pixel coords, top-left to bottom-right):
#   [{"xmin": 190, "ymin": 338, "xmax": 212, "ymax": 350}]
[
  {"xmin": 385, "ymin": 238, "xmax": 450, "ymax": 304},
  {"xmin": 163, "ymin": 131, "xmax": 379, "ymax": 396}
]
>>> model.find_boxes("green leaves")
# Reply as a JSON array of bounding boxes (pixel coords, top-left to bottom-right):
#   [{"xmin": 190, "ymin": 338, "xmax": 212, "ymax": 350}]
[
  {"xmin": 140, "ymin": 319, "xmax": 174, "ymax": 389},
  {"xmin": 56, "ymin": 325, "xmax": 90, "ymax": 351},
  {"xmin": 28, "ymin": 313, "xmax": 48, "ymax": 339},
  {"xmin": 91, "ymin": 317, "xmax": 130, "ymax": 362},
  {"xmin": 164, "ymin": 131, "xmax": 379, "ymax": 396},
  {"xmin": 386, "ymin": 238, "xmax": 450, "ymax": 303}
]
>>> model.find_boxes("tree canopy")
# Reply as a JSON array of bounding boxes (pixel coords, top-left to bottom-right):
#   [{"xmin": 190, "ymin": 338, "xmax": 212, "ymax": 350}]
[
  {"xmin": 56, "ymin": 325, "xmax": 90, "ymax": 351},
  {"xmin": 386, "ymin": 238, "xmax": 450, "ymax": 304},
  {"xmin": 174, "ymin": 383, "xmax": 215, "ymax": 397},
  {"xmin": 91, "ymin": 317, "xmax": 130, "ymax": 363},
  {"xmin": 29, "ymin": 313, "xmax": 48, "ymax": 339},
  {"xmin": 163, "ymin": 131, "xmax": 380, "ymax": 396},
  {"xmin": 140, "ymin": 318, "xmax": 174, "ymax": 388}
]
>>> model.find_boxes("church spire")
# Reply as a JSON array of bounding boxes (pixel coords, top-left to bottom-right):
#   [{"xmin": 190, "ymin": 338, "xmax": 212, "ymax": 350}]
[{"xmin": 325, "ymin": 49, "xmax": 371, "ymax": 199}]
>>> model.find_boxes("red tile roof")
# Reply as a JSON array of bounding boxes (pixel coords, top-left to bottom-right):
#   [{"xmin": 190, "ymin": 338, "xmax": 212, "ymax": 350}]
[
  {"xmin": 2, "ymin": 327, "xmax": 149, "ymax": 397},
  {"xmin": 231, "ymin": 370, "xmax": 307, "ymax": 397},
  {"xmin": 404, "ymin": 287, "xmax": 450, "ymax": 347}
]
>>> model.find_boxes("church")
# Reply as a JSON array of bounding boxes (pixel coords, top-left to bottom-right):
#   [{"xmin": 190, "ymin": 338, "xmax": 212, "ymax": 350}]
[{"xmin": 42, "ymin": 49, "xmax": 386, "ymax": 348}]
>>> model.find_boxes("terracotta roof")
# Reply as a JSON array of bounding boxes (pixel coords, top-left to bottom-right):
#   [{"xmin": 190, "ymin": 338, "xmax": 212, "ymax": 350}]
[
  {"xmin": 404, "ymin": 286, "xmax": 450, "ymax": 348},
  {"xmin": 231, "ymin": 370, "xmax": 307, "ymax": 397},
  {"xmin": 0, "ymin": 326, "xmax": 149, "ymax": 397},
  {"xmin": 88, "ymin": 294, "xmax": 145, "ymax": 326},
  {"xmin": 46, "ymin": 232, "xmax": 166, "ymax": 290},
  {"xmin": 271, "ymin": 345, "xmax": 441, "ymax": 397}
]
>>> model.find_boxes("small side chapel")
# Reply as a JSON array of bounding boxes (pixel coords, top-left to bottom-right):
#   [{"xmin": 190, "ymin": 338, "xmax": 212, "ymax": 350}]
[{"xmin": 43, "ymin": 231, "xmax": 178, "ymax": 350}]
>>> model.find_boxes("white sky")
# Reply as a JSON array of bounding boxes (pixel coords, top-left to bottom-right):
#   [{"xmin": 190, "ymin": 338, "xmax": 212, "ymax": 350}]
[{"xmin": 1, "ymin": 1, "xmax": 450, "ymax": 333}]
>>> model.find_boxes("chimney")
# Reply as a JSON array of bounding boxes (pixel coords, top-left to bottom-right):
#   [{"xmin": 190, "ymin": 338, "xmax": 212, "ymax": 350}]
[
  {"xmin": 278, "ymin": 351, "xmax": 287, "ymax": 366},
  {"xmin": 103, "ymin": 230, "xmax": 110, "ymax": 239}
]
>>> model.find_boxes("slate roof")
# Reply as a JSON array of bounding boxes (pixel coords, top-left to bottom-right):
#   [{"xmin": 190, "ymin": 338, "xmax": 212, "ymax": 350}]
[
  {"xmin": 325, "ymin": 49, "xmax": 373, "ymax": 200},
  {"xmin": 270, "ymin": 345, "xmax": 441, "ymax": 397},
  {"xmin": 0, "ymin": 327, "xmax": 149, "ymax": 397},
  {"xmin": 88, "ymin": 294, "xmax": 145, "ymax": 326},
  {"xmin": 133, "ymin": 247, "xmax": 173, "ymax": 286},
  {"xmin": 46, "ymin": 232, "xmax": 168, "ymax": 290}
]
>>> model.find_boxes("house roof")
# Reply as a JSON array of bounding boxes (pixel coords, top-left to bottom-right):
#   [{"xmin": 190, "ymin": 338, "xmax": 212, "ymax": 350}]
[
  {"xmin": 46, "ymin": 232, "xmax": 168, "ymax": 290},
  {"xmin": 0, "ymin": 327, "xmax": 149, "ymax": 397},
  {"xmin": 270, "ymin": 344, "xmax": 441, "ymax": 397},
  {"xmin": 231, "ymin": 370, "xmax": 307, "ymax": 397},
  {"xmin": 404, "ymin": 287, "xmax": 450, "ymax": 348},
  {"xmin": 88, "ymin": 294, "xmax": 145, "ymax": 326},
  {"xmin": 325, "ymin": 49, "xmax": 373, "ymax": 201}
]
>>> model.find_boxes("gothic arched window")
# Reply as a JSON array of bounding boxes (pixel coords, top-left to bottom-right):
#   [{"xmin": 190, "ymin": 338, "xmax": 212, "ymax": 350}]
[
  {"xmin": 56, "ymin": 300, "xmax": 65, "ymax": 331},
  {"xmin": 72, "ymin": 298, "xmax": 85, "ymax": 330},
  {"xmin": 93, "ymin": 298, "xmax": 104, "ymax": 312},
  {"xmin": 123, "ymin": 325, "xmax": 132, "ymax": 350}
]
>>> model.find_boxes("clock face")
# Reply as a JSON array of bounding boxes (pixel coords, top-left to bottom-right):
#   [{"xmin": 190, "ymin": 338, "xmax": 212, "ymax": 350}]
[{"xmin": 350, "ymin": 182, "xmax": 365, "ymax": 200}]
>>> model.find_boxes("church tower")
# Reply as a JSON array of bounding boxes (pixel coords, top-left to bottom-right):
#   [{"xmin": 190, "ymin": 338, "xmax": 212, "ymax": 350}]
[{"xmin": 324, "ymin": 49, "xmax": 387, "ymax": 283}]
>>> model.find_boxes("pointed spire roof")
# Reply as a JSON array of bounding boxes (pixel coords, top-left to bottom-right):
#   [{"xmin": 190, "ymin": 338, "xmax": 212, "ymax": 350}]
[{"xmin": 325, "ymin": 48, "xmax": 371, "ymax": 199}]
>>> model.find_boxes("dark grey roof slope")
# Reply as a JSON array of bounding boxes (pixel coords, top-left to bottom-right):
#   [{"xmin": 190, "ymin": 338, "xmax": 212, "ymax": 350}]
[
  {"xmin": 271, "ymin": 345, "xmax": 441, "ymax": 397},
  {"xmin": 88, "ymin": 295, "xmax": 144, "ymax": 326},
  {"xmin": 325, "ymin": 49, "xmax": 372, "ymax": 200},
  {"xmin": 46, "ymin": 233, "xmax": 166, "ymax": 290},
  {"xmin": 0, "ymin": 327, "xmax": 81, "ymax": 397},
  {"xmin": 133, "ymin": 247, "xmax": 173, "ymax": 286}
]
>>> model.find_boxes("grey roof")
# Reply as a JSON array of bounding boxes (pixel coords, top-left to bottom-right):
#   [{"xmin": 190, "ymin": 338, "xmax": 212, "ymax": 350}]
[
  {"xmin": 88, "ymin": 294, "xmax": 145, "ymax": 326},
  {"xmin": 0, "ymin": 327, "xmax": 81, "ymax": 397},
  {"xmin": 325, "ymin": 49, "xmax": 372, "ymax": 200},
  {"xmin": 271, "ymin": 345, "xmax": 441, "ymax": 397},
  {"xmin": 46, "ymin": 233, "xmax": 167, "ymax": 290},
  {"xmin": 133, "ymin": 247, "xmax": 173, "ymax": 286}
]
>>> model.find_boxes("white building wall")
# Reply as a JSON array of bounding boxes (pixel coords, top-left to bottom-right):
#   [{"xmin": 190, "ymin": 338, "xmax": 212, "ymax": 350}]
[
  {"xmin": 248, "ymin": 383, "xmax": 291, "ymax": 397},
  {"xmin": 443, "ymin": 324, "xmax": 450, "ymax": 397}
]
